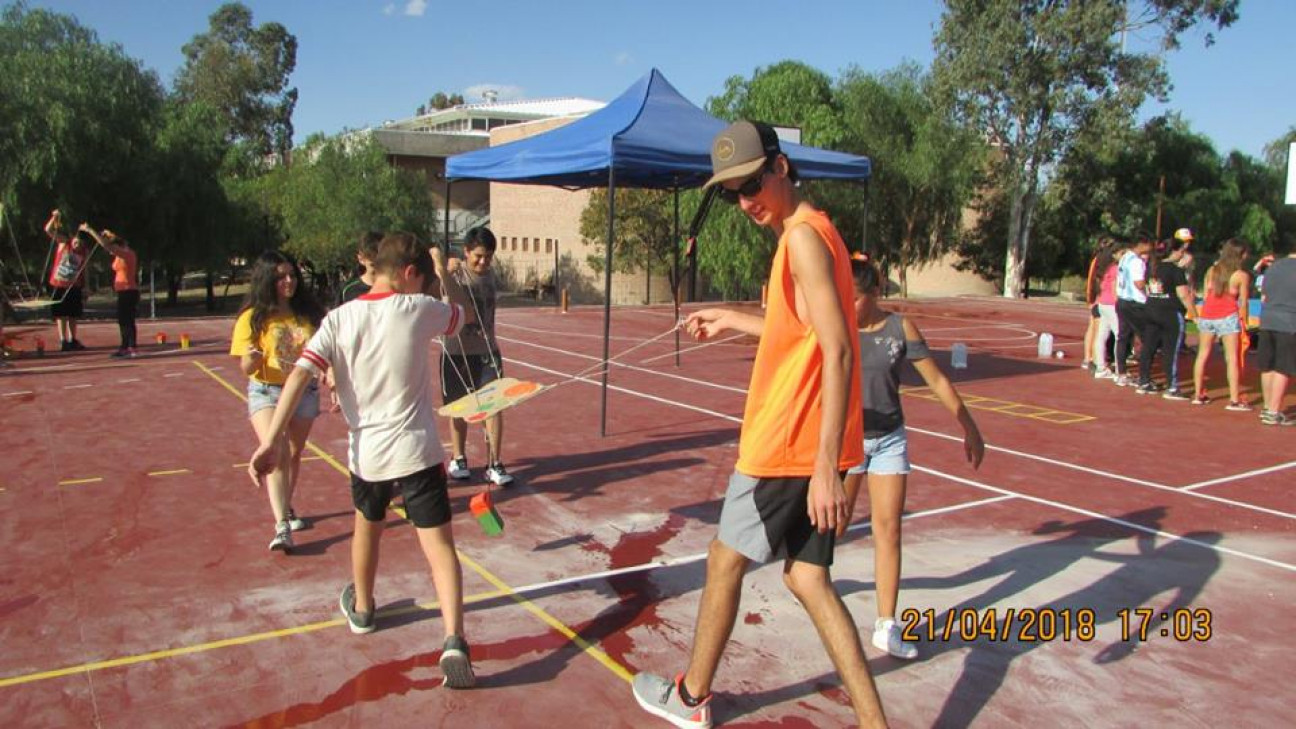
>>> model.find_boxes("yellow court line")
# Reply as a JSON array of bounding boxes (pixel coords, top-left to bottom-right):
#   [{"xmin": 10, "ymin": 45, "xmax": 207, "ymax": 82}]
[
  {"xmin": 901, "ymin": 386, "xmax": 1093, "ymax": 425},
  {"xmin": 191, "ymin": 361, "xmax": 635, "ymax": 683},
  {"xmin": 0, "ymin": 589, "xmax": 512, "ymax": 689},
  {"xmin": 58, "ymin": 477, "xmax": 104, "ymax": 486},
  {"xmin": 146, "ymin": 469, "xmax": 192, "ymax": 477}
]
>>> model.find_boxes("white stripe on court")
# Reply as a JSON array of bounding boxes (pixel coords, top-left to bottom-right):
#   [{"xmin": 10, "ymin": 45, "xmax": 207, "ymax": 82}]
[
  {"xmin": 906, "ymin": 427, "xmax": 1296, "ymax": 521},
  {"xmin": 501, "ymin": 357, "xmax": 745, "ymax": 423},
  {"xmin": 501, "ymin": 335, "xmax": 1292, "ymax": 521},
  {"xmin": 502, "ymin": 351, "xmax": 1296, "ymax": 572},
  {"xmin": 492, "ymin": 495, "xmax": 1017, "ymax": 598},
  {"xmin": 118, "ymin": 378, "xmax": 142, "ymax": 383},
  {"xmin": 912, "ymin": 464, "xmax": 1296, "ymax": 573},
  {"xmin": 1, "ymin": 391, "xmax": 33, "ymax": 397},
  {"xmin": 498, "ymin": 337, "xmax": 750, "ymax": 395},
  {"xmin": 62, "ymin": 384, "xmax": 92, "ymax": 390},
  {"xmin": 1182, "ymin": 460, "xmax": 1296, "ymax": 492}
]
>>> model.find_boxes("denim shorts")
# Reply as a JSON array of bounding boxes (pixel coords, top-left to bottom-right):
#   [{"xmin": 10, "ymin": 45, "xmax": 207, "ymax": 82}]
[
  {"xmin": 247, "ymin": 378, "xmax": 320, "ymax": 419},
  {"xmin": 846, "ymin": 426, "xmax": 911, "ymax": 476},
  {"xmin": 1197, "ymin": 313, "xmax": 1241, "ymax": 336}
]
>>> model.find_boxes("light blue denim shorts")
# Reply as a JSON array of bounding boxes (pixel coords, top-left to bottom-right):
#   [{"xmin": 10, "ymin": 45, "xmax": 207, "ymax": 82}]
[
  {"xmin": 247, "ymin": 379, "xmax": 320, "ymax": 420},
  {"xmin": 1197, "ymin": 313, "xmax": 1241, "ymax": 336},
  {"xmin": 846, "ymin": 426, "xmax": 911, "ymax": 476}
]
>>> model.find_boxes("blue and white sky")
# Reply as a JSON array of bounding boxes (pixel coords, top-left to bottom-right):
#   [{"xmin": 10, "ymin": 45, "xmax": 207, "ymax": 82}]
[{"xmin": 27, "ymin": 1, "xmax": 1296, "ymax": 160}]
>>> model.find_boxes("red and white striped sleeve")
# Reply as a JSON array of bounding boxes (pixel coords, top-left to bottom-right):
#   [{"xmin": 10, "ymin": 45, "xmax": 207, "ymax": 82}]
[{"xmin": 295, "ymin": 316, "xmax": 335, "ymax": 375}]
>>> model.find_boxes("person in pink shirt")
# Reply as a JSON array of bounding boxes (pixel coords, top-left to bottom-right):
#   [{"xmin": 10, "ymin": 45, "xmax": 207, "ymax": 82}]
[{"xmin": 1090, "ymin": 238, "xmax": 1122, "ymax": 378}]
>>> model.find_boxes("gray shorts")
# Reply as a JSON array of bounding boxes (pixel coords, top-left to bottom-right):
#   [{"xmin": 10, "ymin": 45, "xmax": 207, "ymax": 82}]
[
  {"xmin": 247, "ymin": 379, "xmax": 320, "ymax": 420},
  {"xmin": 717, "ymin": 471, "xmax": 835, "ymax": 567}
]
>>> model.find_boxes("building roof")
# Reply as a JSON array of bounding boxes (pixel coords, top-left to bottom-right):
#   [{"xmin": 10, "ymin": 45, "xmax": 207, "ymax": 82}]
[{"xmin": 382, "ymin": 97, "xmax": 605, "ymax": 135}]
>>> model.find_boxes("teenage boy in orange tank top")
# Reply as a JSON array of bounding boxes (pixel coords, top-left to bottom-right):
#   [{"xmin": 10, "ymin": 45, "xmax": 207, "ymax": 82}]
[{"xmin": 632, "ymin": 121, "xmax": 886, "ymax": 729}]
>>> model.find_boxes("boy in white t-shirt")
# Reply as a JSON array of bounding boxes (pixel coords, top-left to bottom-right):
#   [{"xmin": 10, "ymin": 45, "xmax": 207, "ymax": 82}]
[{"xmin": 248, "ymin": 232, "xmax": 476, "ymax": 688}]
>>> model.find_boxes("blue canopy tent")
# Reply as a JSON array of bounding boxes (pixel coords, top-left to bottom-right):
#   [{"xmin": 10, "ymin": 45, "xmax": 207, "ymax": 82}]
[{"xmin": 446, "ymin": 68, "xmax": 871, "ymax": 435}]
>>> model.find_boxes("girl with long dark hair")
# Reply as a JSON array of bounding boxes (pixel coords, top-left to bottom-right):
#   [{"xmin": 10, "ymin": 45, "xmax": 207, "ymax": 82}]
[{"xmin": 229, "ymin": 251, "xmax": 326, "ymax": 552}]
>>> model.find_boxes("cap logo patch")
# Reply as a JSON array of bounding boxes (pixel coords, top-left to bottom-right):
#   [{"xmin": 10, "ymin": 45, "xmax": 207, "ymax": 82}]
[{"xmin": 715, "ymin": 137, "xmax": 735, "ymax": 161}]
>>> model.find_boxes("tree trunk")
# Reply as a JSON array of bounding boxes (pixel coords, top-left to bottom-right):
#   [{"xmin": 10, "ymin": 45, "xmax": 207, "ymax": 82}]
[
  {"xmin": 644, "ymin": 258, "xmax": 651, "ymax": 305},
  {"xmin": 1002, "ymin": 185, "xmax": 1037, "ymax": 299},
  {"xmin": 166, "ymin": 271, "xmax": 182, "ymax": 306},
  {"xmin": 205, "ymin": 272, "xmax": 215, "ymax": 312}
]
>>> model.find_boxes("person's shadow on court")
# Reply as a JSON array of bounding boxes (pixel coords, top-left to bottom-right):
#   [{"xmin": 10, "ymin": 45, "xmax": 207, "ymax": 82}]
[{"xmin": 726, "ymin": 508, "xmax": 1221, "ymax": 727}]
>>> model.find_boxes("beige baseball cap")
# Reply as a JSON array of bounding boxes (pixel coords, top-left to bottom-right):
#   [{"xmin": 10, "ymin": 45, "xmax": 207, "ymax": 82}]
[
  {"xmin": 1173, "ymin": 227, "xmax": 1194, "ymax": 242},
  {"xmin": 704, "ymin": 120, "xmax": 782, "ymax": 189}
]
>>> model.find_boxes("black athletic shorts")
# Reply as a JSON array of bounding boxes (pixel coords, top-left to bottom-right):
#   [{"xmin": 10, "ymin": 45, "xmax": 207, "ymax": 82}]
[
  {"xmin": 441, "ymin": 351, "xmax": 502, "ymax": 404},
  {"xmin": 350, "ymin": 464, "xmax": 451, "ymax": 528},
  {"xmin": 1256, "ymin": 330, "xmax": 1296, "ymax": 377},
  {"xmin": 716, "ymin": 472, "xmax": 840, "ymax": 567},
  {"xmin": 49, "ymin": 285, "xmax": 83, "ymax": 318}
]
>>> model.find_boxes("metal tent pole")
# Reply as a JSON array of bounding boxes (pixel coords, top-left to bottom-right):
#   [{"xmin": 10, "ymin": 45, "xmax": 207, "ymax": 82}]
[
  {"xmin": 600, "ymin": 168, "xmax": 616, "ymax": 437},
  {"xmin": 673, "ymin": 184, "xmax": 680, "ymax": 366}
]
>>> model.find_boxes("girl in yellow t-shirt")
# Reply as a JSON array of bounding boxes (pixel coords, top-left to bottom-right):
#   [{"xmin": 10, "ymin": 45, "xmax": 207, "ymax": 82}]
[{"xmin": 230, "ymin": 251, "xmax": 326, "ymax": 552}]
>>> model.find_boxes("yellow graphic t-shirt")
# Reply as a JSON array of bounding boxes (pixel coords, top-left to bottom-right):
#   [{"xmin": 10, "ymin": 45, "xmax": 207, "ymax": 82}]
[{"xmin": 229, "ymin": 309, "xmax": 316, "ymax": 385}]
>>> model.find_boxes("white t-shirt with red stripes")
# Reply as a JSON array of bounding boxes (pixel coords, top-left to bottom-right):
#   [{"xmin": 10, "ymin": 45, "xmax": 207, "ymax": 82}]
[{"xmin": 296, "ymin": 291, "xmax": 463, "ymax": 481}]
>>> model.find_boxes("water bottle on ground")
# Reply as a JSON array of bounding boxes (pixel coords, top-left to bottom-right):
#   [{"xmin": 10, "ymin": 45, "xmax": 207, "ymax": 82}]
[
  {"xmin": 951, "ymin": 342, "xmax": 968, "ymax": 369},
  {"xmin": 1037, "ymin": 332, "xmax": 1054, "ymax": 358}
]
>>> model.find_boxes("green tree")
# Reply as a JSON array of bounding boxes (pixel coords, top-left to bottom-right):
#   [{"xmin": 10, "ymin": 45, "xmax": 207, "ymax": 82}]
[
  {"xmin": 174, "ymin": 2, "xmax": 297, "ymax": 162},
  {"xmin": 0, "ymin": 1, "xmax": 163, "ymax": 272},
  {"xmin": 699, "ymin": 61, "xmax": 851, "ymax": 298},
  {"xmin": 272, "ymin": 135, "xmax": 437, "ymax": 275},
  {"xmin": 836, "ymin": 62, "xmax": 983, "ymax": 296},
  {"xmin": 416, "ymin": 91, "xmax": 465, "ymax": 116},
  {"xmin": 932, "ymin": 0, "xmax": 1238, "ymax": 297},
  {"xmin": 579, "ymin": 188, "xmax": 678, "ymax": 303}
]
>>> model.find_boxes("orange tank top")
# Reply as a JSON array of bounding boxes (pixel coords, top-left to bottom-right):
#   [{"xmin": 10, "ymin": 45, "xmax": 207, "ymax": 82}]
[
  {"xmin": 735, "ymin": 206, "xmax": 865, "ymax": 477},
  {"xmin": 112, "ymin": 248, "xmax": 138, "ymax": 291}
]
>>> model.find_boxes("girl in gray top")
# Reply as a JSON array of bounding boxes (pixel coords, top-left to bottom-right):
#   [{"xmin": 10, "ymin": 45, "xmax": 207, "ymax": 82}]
[{"xmin": 841, "ymin": 255, "xmax": 985, "ymax": 659}]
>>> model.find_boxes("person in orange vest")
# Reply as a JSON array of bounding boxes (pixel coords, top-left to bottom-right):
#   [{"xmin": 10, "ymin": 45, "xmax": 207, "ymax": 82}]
[{"xmin": 632, "ymin": 121, "xmax": 886, "ymax": 729}]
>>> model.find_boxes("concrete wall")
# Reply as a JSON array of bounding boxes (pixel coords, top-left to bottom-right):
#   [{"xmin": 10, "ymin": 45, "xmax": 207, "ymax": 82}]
[
  {"xmin": 899, "ymin": 251, "xmax": 999, "ymax": 297},
  {"xmin": 488, "ymin": 117, "xmax": 676, "ymax": 304}
]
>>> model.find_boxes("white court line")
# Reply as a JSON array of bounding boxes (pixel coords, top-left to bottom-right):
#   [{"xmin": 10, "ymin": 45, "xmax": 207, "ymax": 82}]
[
  {"xmin": 62, "ymin": 384, "xmax": 92, "ymax": 390},
  {"xmin": 501, "ymin": 356, "xmax": 745, "ymax": 422},
  {"xmin": 503, "ymin": 337, "xmax": 1296, "ymax": 521},
  {"xmin": 913, "ymin": 464, "xmax": 1296, "ymax": 573},
  {"xmin": 1, "ymin": 390, "xmax": 33, "ymax": 397},
  {"xmin": 118, "ymin": 378, "xmax": 142, "ymax": 383},
  {"xmin": 502, "ymin": 351, "xmax": 1296, "ymax": 570},
  {"xmin": 638, "ymin": 333, "xmax": 749, "ymax": 365},
  {"xmin": 163, "ymin": 373, "xmax": 183, "ymax": 378},
  {"xmin": 498, "ymin": 337, "xmax": 749, "ymax": 395},
  {"xmin": 1182, "ymin": 461, "xmax": 1296, "ymax": 492},
  {"xmin": 499, "ymin": 321, "xmax": 645, "ymax": 342},
  {"xmin": 497, "ymin": 495, "xmax": 1017, "ymax": 597},
  {"xmin": 906, "ymin": 426, "xmax": 1296, "ymax": 521}
]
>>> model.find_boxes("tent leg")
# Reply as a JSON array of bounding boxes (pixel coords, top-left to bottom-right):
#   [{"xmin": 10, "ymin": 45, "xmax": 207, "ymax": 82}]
[
  {"xmin": 673, "ymin": 185, "xmax": 680, "ymax": 367},
  {"xmin": 443, "ymin": 178, "xmax": 453, "ymax": 250},
  {"xmin": 600, "ymin": 169, "xmax": 615, "ymax": 437}
]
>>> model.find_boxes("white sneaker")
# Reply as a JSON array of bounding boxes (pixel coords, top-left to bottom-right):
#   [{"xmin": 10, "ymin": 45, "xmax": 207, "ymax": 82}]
[
  {"xmin": 447, "ymin": 456, "xmax": 470, "ymax": 480},
  {"xmin": 486, "ymin": 463, "xmax": 514, "ymax": 487},
  {"xmin": 872, "ymin": 618, "xmax": 917, "ymax": 659},
  {"xmin": 1093, "ymin": 368, "xmax": 1115, "ymax": 380}
]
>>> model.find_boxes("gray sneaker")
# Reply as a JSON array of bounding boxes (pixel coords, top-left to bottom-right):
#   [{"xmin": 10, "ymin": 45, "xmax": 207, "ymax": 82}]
[
  {"xmin": 285, "ymin": 508, "xmax": 309, "ymax": 531},
  {"xmin": 632, "ymin": 672, "xmax": 712, "ymax": 729},
  {"xmin": 268, "ymin": 521, "xmax": 293, "ymax": 553},
  {"xmin": 339, "ymin": 583, "xmax": 375, "ymax": 634},
  {"xmin": 440, "ymin": 635, "xmax": 476, "ymax": 688}
]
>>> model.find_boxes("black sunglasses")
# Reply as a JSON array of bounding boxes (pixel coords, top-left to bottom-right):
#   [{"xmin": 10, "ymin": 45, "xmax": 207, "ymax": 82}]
[{"xmin": 718, "ymin": 163, "xmax": 771, "ymax": 204}]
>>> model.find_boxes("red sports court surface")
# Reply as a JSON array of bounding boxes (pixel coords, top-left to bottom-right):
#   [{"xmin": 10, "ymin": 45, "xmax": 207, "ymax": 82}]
[{"xmin": 1, "ymin": 296, "xmax": 1293, "ymax": 727}]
